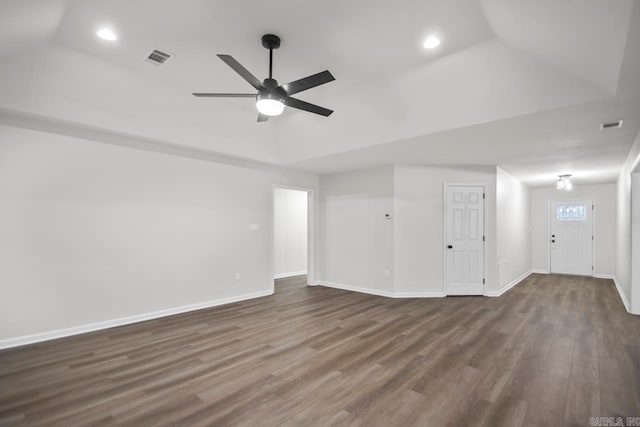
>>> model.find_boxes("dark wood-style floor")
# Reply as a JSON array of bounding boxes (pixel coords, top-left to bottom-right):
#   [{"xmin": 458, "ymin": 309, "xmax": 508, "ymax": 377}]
[{"xmin": 1, "ymin": 274, "xmax": 639, "ymax": 426}]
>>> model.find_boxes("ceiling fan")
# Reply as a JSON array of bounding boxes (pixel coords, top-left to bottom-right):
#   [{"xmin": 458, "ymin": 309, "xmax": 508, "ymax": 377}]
[{"xmin": 193, "ymin": 34, "xmax": 335, "ymax": 122}]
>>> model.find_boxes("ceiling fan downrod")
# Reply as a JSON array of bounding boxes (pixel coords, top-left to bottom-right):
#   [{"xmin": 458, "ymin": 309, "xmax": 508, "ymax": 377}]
[{"xmin": 262, "ymin": 34, "xmax": 281, "ymax": 80}]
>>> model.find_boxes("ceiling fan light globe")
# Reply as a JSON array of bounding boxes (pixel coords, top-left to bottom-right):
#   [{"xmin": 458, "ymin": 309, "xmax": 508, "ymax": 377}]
[{"xmin": 256, "ymin": 98, "xmax": 285, "ymax": 116}]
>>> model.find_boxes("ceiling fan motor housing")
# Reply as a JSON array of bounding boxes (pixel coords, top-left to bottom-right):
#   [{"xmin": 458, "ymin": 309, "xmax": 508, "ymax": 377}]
[
  {"xmin": 261, "ymin": 78, "xmax": 287, "ymax": 97},
  {"xmin": 262, "ymin": 78, "xmax": 279, "ymax": 89}
]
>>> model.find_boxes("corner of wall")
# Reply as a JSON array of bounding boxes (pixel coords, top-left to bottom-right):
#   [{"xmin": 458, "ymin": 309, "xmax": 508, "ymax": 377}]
[
  {"xmin": 495, "ymin": 167, "xmax": 531, "ymax": 294},
  {"xmin": 616, "ymin": 130, "xmax": 640, "ymax": 315}
]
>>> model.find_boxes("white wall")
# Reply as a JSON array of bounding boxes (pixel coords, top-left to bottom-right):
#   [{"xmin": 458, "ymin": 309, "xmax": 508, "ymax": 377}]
[
  {"xmin": 318, "ymin": 166, "xmax": 394, "ymax": 295},
  {"xmin": 530, "ymin": 183, "xmax": 616, "ymax": 276},
  {"xmin": 617, "ymin": 167, "xmax": 633, "ymax": 308},
  {"xmin": 317, "ymin": 164, "xmax": 499, "ymax": 297},
  {"xmin": 496, "ymin": 168, "xmax": 531, "ymax": 290},
  {"xmin": 631, "ymin": 173, "xmax": 640, "ymax": 313},
  {"xmin": 394, "ymin": 165, "xmax": 498, "ymax": 295},
  {"xmin": 0, "ymin": 124, "xmax": 318, "ymax": 345},
  {"xmin": 616, "ymin": 130, "xmax": 640, "ymax": 314},
  {"xmin": 274, "ymin": 188, "xmax": 308, "ymax": 278}
]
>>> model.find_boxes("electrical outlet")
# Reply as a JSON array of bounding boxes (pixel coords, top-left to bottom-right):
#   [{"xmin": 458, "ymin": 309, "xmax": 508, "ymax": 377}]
[{"xmin": 235, "ymin": 273, "xmax": 241, "ymax": 281}]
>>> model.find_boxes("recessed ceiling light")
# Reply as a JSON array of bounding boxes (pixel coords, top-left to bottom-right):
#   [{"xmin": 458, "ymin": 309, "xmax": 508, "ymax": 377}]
[
  {"xmin": 423, "ymin": 36, "xmax": 440, "ymax": 49},
  {"xmin": 97, "ymin": 28, "xmax": 117, "ymax": 41}
]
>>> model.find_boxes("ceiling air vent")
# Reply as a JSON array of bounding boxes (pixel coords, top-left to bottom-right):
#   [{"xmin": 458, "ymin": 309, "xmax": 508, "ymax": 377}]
[
  {"xmin": 600, "ymin": 120, "xmax": 623, "ymax": 130},
  {"xmin": 146, "ymin": 49, "xmax": 172, "ymax": 65}
]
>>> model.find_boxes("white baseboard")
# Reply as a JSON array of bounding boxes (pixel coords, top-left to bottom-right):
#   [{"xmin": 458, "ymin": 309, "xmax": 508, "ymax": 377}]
[
  {"xmin": 317, "ymin": 281, "xmax": 395, "ymax": 298},
  {"xmin": 593, "ymin": 273, "xmax": 615, "ymax": 280},
  {"xmin": 393, "ymin": 291, "xmax": 447, "ymax": 298},
  {"xmin": 313, "ymin": 281, "xmax": 445, "ymax": 298},
  {"xmin": 531, "ymin": 269, "xmax": 549, "ymax": 274},
  {"xmin": 274, "ymin": 271, "xmax": 307, "ymax": 279},
  {"xmin": 611, "ymin": 275, "xmax": 631, "ymax": 313},
  {"xmin": 0, "ymin": 289, "xmax": 273, "ymax": 350},
  {"xmin": 486, "ymin": 270, "xmax": 532, "ymax": 297}
]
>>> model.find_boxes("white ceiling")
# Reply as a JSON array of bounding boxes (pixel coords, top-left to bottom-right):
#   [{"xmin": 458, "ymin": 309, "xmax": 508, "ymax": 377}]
[
  {"xmin": 0, "ymin": 0, "xmax": 639, "ymax": 186},
  {"xmin": 289, "ymin": 96, "xmax": 639, "ymax": 186},
  {"xmin": 479, "ymin": 0, "xmax": 634, "ymax": 94}
]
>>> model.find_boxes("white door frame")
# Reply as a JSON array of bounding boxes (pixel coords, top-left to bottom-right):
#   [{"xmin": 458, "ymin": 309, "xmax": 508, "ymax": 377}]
[
  {"xmin": 547, "ymin": 198, "xmax": 595, "ymax": 276},
  {"xmin": 271, "ymin": 185, "xmax": 315, "ymax": 293},
  {"xmin": 443, "ymin": 183, "xmax": 487, "ymax": 296}
]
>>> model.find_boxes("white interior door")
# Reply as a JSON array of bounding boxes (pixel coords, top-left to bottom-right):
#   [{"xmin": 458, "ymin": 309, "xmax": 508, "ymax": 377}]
[
  {"xmin": 550, "ymin": 200, "xmax": 593, "ymax": 276},
  {"xmin": 445, "ymin": 186, "xmax": 485, "ymax": 295}
]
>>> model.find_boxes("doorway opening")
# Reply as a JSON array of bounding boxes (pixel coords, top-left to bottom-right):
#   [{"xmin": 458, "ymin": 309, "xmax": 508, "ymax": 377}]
[
  {"xmin": 549, "ymin": 199, "xmax": 594, "ymax": 276},
  {"xmin": 273, "ymin": 187, "xmax": 311, "ymax": 293}
]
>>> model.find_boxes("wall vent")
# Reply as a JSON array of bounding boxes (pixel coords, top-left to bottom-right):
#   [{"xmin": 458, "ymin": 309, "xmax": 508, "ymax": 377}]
[
  {"xmin": 146, "ymin": 49, "xmax": 172, "ymax": 65},
  {"xmin": 600, "ymin": 120, "xmax": 623, "ymax": 130}
]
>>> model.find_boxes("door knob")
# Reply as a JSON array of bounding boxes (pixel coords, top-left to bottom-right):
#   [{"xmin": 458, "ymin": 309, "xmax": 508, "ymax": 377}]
[{"xmin": 447, "ymin": 245, "xmax": 453, "ymax": 249}]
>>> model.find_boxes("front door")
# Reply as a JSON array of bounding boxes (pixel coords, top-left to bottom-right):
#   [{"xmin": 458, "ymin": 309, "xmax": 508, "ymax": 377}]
[
  {"xmin": 445, "ymin": 186, "xmax": 485, "ymax": 295},
  {"xmin": 550, "ymin": 200, "xmax": 593, "ymax": 276}
]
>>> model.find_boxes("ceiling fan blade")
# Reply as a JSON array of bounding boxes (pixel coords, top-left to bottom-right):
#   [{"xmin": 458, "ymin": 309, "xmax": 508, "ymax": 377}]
[
  {"xmin": 192, "ymin": 93, "xmax": 256, "ymax": 97},
  {"xmin": 217, "ymin": 54, "xmax": 264, "ymax": 90},
  {"xmin": 284, "ymin": 97, "xmax": 333, "ymax": 117},
  {"xmin": 281, "ymin": 70, "xmax": 335, "ymax": 96},
  {"xmin": 257, "ymin": 114, "xmax": 269, "ymax": 122}
]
